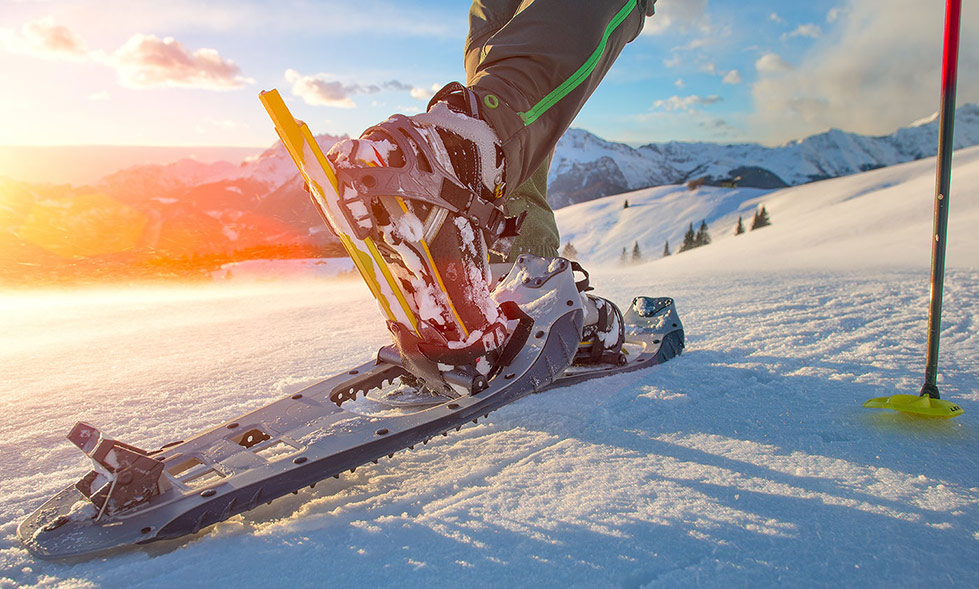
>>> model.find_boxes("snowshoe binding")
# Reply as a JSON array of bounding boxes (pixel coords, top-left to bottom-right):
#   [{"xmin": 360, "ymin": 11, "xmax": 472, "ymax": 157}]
[
  {"xmin": 320, "ymin": 82, "xmax": 525, "ymax": 396},
  {"xmin": 16, "ymin": 89, "xmax": 685, "ymax": 560}
]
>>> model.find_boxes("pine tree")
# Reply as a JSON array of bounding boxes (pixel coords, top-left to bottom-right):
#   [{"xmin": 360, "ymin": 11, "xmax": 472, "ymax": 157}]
[
  {"xmin": 678, "ymin": 222, "xmax": 696, "ymax": 253},
  {"xmin": 620, "ymin": 247, "xmax": 628, "ymax": 264},
  {"xmin": 663, "ymin": 239, "xmax": 671, "ymax": 257},
  {"xmin": 734, "ymin": 216, "xmax": 745, "ymax": 235},
  {"xmin": 561, "ymin": 242, "xmax": 578, "ymax": 260},
  {"xmin": 623, "ymin": 199, "xmax": 630, "ymax": 209},
  {"xmin": 632, "ymin": 241, "xmax": 642, "ymax": 262},
  {"xmin": 751, "ymin": 206, "xmax": 771, "ymax": 230},
  {"xmin": 694, "ymin": 220, "xmax": 711, "ymax": 247}
]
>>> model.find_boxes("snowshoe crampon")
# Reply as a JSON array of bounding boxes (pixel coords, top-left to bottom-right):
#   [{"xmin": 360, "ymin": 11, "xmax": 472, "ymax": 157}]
[{"xmin": 18, "ymin": 255, "xmax": 683, "ymax": 560}]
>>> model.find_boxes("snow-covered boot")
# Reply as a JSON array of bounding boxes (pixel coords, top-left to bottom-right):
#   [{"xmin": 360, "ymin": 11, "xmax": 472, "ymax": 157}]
[
  {"xmin": 576, "ymin": 293, "xmax": 626, "ymax": 365},
  {"xmin": 567, "ymin": 262, "xmax": 625, "ymax": 365},
  {"xmin": 325, "ymin": 83, "xmax": 524, "ymax": 392},
  {"xmin": 490, "ymin": 258, "xmax": 625, "ymax": 366}
]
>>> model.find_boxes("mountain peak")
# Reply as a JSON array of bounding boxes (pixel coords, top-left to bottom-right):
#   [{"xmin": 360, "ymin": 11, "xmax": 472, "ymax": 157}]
[{"xmin": 548, "ymin": 103, "xmax": 979, "ymax": 207}]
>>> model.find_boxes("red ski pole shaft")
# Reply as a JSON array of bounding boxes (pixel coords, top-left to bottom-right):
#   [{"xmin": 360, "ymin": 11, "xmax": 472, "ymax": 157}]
[{"xmin": 921, "ymin": 0, "xmax": 961, "ymax": 399}]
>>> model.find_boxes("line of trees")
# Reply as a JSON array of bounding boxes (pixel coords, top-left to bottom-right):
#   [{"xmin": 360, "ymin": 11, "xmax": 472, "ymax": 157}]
[
  {"xmin": 563, "ymin": 206, "xmax": 772, "ymax": 268},
  {"xmin": 734, "ymin": 206, "xmax": 772, "ymax": 235}
]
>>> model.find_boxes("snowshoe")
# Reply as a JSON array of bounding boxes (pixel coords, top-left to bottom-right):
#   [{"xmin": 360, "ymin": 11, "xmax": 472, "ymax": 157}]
[
  {"xmin": 16, "ymin": 90, "xmax": 685, "ymax": 560},
  {"xmin": 18, "ymin": 254, "xmax": 683, "ymax": 560}
]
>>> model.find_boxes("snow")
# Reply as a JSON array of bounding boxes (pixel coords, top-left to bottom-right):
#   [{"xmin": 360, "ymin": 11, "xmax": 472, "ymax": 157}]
[
  {"xmin": 212, "ymin": 258, "xmax": 355, "ymax": 282},
  {"xmin": 557, "ymin": 145, "xmax": 979, "ymax": 271},
  {"xmin": 550, "ymin": 104, "xmax": 979, "ymax": 207},
  {"xmin": 2, "ymin": 149, "xmax": 979, "ymax": 586}
]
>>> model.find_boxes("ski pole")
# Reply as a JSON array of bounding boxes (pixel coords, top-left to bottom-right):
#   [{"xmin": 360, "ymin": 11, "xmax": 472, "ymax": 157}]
[{"xmin": 920, "ymin": 0, "xmax": 961, "ymax": 399}]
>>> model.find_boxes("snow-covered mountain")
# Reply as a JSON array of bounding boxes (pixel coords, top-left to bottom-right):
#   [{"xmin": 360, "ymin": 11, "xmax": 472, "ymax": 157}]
[
  {"xmin": 4, "ymin": 106, "xmax": 979, "ymax": 282},
  {"xmin": 548, "ymin": 103, "xmax": 979, "ymax": 207},
  {"xmin": 4, "ymin": 144, "xmax": 979, "ymax": 587},
  {"xmin": 0, "ymin": 134, "xmax": 347, "ymax": 280}
]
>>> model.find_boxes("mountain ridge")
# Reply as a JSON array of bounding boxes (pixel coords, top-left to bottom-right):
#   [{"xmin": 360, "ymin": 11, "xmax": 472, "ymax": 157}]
[
  {"xmin": 547, "ymin": 103, "xmax": 979, "ymax": 207},
  {"xmin": 3, "ymin": 106, "xmax": 978, "ymax": 284}
]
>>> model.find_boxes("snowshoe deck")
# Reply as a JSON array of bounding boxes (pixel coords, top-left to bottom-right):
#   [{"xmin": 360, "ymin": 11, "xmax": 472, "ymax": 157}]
[
  {"xmin": 19, "ymin": 257, "xmax": 683, "ymax": 560},
  {"xmin": 18, "ymin": 255, "xmax": 671, "ymax": 560}
]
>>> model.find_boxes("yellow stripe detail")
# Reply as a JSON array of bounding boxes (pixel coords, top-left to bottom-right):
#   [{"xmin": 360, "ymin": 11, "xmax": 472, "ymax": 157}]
[
  {"xmin": 260, "ymin": 89, "xmax": 420, "ymax": 334},
  {"xmin": 364, "ymin": 236, "xmax": 420, "ymax": 334},
  {"xmin": 338, "ymin": 234, "xmax": 396, "ymax": 320},
  {"xmin": 395, "ymin": 198, "xmax": 470, "ymax": 338}
]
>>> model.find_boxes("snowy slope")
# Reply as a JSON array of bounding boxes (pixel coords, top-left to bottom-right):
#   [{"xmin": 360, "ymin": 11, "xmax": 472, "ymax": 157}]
[
  {"xmin": 557, "ymin": 145, "xmax": 979, "ymax": 271},
  {"xmin": 2, "ymin": 149, "xmax": 979, "ymax": 587}
]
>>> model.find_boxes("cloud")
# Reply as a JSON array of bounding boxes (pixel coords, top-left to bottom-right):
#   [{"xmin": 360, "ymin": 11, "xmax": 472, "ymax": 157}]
[
  {"xmin": 756, "ymin": 53, "xmax": 794, "ymax": 73},
  {"xmin": 751, "ymin": 0, "xmax": 979, "ymax": 144},
  {"xmin": 285, "ymin": 69, "xmax": 356, "ymax": 108},
  {"xmin": 827, "ymin": 7, "xmax": 842, "ymax": 23},
  {"xmin": 111, "ymin": 34, "xmax": 252, "ymax": 90},
  {"xmin": 0, "ymin": 17, "xmax": 88, "ymax": 60},
  {"xmin": 722, "ymin": 70, "xmax": 742, "ymax": 85},
  {"xmin": 410, "ymin": 83, "xmax": 441, "ymax": 101},
  {"xmin": 769, "ymin": 13, "xmax": 785, "ymax": 24},
  {"xmin": 2, "ymin": 18, "xmax": 254, "ymax": 92},
  {"xmin": 653, "ymin": 95, "xmax": 723, "ymax": 112},
  {"xmin": 286, "ymin": 69, "xmax": 435, "ymax": 108},
  {"xmin": 643, "ymin": 0, "xmax": 709, "ymax": 35},
  {"xmin": 781, "ymin": 24, "xmax": 822, "ymax": 41},
  {"xmin": 698, "ymin": 116, "xmax": 740, "ymax": 137}
]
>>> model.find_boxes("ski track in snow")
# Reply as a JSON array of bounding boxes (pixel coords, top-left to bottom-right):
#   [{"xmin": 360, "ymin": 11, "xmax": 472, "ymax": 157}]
[{"xmin": 2, "ymin": 154, "xmax": 979, "ymax": 587}]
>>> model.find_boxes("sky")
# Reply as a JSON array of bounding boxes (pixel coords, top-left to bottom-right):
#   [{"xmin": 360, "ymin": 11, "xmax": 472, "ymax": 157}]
[{"xmin": 0, "ymin": 0, "xmax": 977, "ymax": 149}]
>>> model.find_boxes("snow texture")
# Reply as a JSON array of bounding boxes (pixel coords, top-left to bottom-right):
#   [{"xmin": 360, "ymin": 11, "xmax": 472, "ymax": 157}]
[
  {"xmin": 549, "ymin": 104, "xmax": 979, "ymax": 207},
  {"xmin": 2, "ymin": 148, "xmax": 979, "ymax": 587}
]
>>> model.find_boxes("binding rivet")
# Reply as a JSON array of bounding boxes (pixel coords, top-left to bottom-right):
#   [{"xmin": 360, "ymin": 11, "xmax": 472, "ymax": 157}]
[
  {"xmin": 292, "ymin": 394, "xmax": 303, "ymax": 400},
  {"xmin": 294, "ymin": 456, "xmax": 308, "ymax": 464},
  {"xmin": 376, "ymin": 428, "xmax": 389, "ymax": 436},
  {"xmin": 227, "ymin": 422, "xmax": 239, "ymax": 429},
  {"xmin": 201, "ymin": 489, "xmax": 216, "ymax": 497}
]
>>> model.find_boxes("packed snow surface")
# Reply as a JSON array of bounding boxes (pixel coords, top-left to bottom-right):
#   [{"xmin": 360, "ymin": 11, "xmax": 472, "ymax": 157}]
[{"xmin": 2, "ymin": 149, "xmax": 979, "ymax": 587}]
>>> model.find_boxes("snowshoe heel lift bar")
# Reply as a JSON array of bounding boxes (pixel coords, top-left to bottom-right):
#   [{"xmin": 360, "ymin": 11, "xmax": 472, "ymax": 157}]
[{"xmin": 68, "ymin": 423, "xmax": 167, "ymax": 520}]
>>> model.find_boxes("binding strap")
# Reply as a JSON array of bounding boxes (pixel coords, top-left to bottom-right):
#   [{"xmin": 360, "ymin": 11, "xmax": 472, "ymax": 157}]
[{"xmin": 335, "ymin": 115, "xmax": 521, "ymax": 241}]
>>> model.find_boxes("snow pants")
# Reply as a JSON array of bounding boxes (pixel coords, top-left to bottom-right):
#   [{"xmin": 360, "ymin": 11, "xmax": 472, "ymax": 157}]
[{"xmin": 464, "ymin": 0, "xmax": 656, "ymax": 259}]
